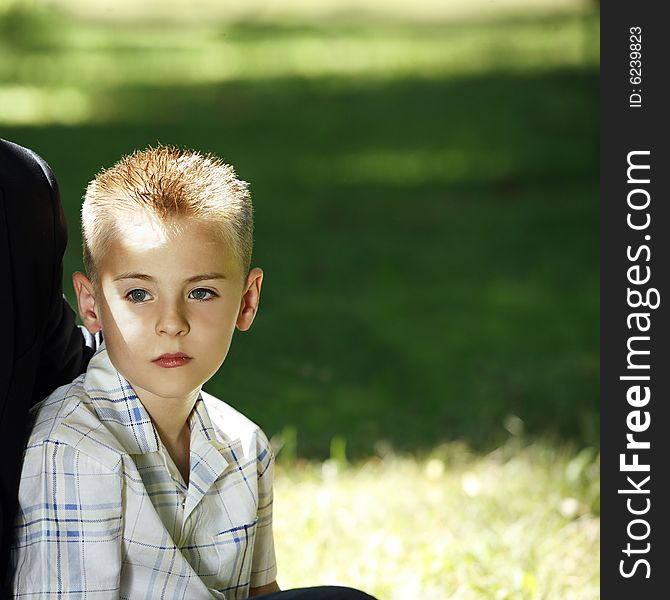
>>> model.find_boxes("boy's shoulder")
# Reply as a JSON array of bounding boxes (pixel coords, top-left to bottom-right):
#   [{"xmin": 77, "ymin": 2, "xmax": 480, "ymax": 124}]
[
  {"xmin": 26, "ymin": 375, "xmax": 272, "ymax": 473},
  {"xmin": 26, "ymin": 376, "xmax": 125, "ymax": 472},
  {"xmin": 200, "ymin": 390, "xmax": 272, "ymax": 456}
]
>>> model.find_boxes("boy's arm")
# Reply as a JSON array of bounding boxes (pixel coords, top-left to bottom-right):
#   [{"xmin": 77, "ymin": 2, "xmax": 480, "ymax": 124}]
[
  {"xmin": 248, "ymin": 431, "xmax": 279, "ymax": 593},
  {"xmin": 250, "ymin": 580, "xmax": 281, "ymax": 596},
  {"xmin": 12, "ymin": 441, "xmax": 123, "ymax": 598}
]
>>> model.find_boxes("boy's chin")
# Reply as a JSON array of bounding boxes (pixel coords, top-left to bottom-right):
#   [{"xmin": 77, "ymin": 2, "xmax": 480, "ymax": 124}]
[{"xmin": 120, "ymin": 372, "xmax": 203, "ymax": 404}]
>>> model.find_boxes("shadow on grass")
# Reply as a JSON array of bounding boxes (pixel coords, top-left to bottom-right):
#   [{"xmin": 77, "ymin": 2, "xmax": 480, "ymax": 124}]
[{"xmin": 4, "ymin": 66, "xmax": 598, "ymax": 459}]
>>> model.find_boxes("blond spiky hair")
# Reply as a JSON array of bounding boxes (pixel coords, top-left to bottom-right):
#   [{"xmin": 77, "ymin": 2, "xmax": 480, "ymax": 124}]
[{"xmin": 82, "ymin": 145, "xmax": 253, "ymax": 281}]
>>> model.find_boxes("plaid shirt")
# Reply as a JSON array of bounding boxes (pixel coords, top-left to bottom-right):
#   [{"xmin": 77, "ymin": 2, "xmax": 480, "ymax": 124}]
[{"xmin": 11, "ymin": 345, "xmax": 276, "ymax": 599}]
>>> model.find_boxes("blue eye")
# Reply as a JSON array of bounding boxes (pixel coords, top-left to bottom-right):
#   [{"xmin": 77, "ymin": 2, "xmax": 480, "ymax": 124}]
[
  {"xmin": 189, "ymin": 288, "xmax": 216, "ymax": 301},
  {"xmin": 126, "ymin": 289, "xmax": 150, "ymax": 303}
]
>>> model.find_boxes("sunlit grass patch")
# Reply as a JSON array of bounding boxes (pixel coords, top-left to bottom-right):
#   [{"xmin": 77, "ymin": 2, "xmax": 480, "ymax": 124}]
[
  {"xmin": 0, "ymin": 85, "xmax": 92, "ymax": 124},
  {"xmin": 0, "ymin": 10, "xmax": 597, "ymax": 125},
  {"xmin": 11, "ymin": 0, "xmax": 592, "ymax": 26},
  {"xmin": 273, "ymin": 442, "xmax": 599, "ymax": 599}
]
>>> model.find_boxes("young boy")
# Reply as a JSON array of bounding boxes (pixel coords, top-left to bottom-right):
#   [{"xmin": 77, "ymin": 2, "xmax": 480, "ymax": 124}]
[{"xmin": 11, "ymin": 147, "xmax": 275, "ymax": 598}]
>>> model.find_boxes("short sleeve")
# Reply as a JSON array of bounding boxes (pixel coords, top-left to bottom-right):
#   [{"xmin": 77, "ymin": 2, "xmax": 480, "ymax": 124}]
[
  {"xmin": 11, "ymin": 440, "xmax": 123, "ymax": 598},
  {"xmin": 249, "ymin": 430, "xmax": 277, "ymax": 588}
]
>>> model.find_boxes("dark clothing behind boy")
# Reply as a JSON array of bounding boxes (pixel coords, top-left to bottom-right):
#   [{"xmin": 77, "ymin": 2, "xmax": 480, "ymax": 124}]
[{"xmin": 0, "ymin": 139, "xmax": 95, "ymax": 596}]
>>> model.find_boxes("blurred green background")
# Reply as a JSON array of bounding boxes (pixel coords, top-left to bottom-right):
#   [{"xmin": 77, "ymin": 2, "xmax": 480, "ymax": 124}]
[{"xmin": 1, "ymin": 0, "xmax": 598, "ymax": 459}]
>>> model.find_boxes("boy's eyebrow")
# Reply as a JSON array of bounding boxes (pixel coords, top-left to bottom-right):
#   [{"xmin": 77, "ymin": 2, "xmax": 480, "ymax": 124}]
[
  {"xmin": 184, "ymin": 272, "xmax": 228, "ymax": 283},
  {"xmin": 113, "ymin": 272, "xmax": 154, "ymax": 282},
  {"xmin": 113, "ymin": 272, "xmax": 227, "ymax": 283}
]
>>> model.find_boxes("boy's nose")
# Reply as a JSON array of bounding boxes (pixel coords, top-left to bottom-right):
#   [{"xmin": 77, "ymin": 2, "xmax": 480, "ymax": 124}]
[{"xmin": 156, "ymin": 304, "xmax": 190, "ymax": 336}]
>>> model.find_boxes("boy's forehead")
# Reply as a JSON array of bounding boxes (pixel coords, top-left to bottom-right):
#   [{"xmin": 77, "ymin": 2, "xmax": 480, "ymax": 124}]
[
  {"xmin": 101, "ymin": 211, "xmax": 239, "ymax": 275},
  {"xmin": 114, "ymin": 211, "xmax": 224, "ymax": 249},
  {"xmin": 116, "ymin": 210, "xmax": 171, "ymax": 249}
]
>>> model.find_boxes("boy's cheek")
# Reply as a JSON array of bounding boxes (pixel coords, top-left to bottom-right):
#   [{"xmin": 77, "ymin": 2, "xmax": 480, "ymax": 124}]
[
  {"xmin": 200, "ymin": 304, "xmax": 238, "ymax": 330},
  {"xmin": 99, "ymin": 301, "xmax": 145, "ymax": 338}
]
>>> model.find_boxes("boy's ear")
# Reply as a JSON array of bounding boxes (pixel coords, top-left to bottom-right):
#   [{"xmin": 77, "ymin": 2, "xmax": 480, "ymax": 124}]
[
  {"xmin": 72, "ymin": 271, "xmax": 102, "ymax": 334},
  {"xmin": 236, "ymin": 267, "xmax": 263, "ymax": 332}
]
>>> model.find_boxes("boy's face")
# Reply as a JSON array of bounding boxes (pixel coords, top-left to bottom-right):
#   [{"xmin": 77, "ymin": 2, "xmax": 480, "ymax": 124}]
[{"xmin": 74, "ymin": 212, "xmax": 262, "ymax": 407}]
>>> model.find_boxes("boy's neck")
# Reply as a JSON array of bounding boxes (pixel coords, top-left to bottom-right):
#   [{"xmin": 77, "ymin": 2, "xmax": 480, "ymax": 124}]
[
  {"xmin": 157, "ymin": 419, "xmax": 192, "ymax": 486},
  {"xmin": 134, "ymin": 386, "xmax": 200, "ymax": 485}
]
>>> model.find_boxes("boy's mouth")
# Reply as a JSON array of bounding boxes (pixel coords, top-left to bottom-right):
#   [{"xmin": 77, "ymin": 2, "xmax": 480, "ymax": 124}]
[{"xmin": 152, "ymin": 353, "xmax": 192, "ymax": 368}]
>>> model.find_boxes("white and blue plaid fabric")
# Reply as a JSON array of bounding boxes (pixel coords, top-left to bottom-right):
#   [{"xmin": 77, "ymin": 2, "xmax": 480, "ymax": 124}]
[{"xmin": 11, "ymin": 344, "xmax": 276, "ymax": 599}]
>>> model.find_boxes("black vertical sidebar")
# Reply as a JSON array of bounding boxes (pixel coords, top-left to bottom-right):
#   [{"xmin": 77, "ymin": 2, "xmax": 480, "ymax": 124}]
[{"xmin": 601, "ymin": 2, "xmax": 670, "ymax": 597}]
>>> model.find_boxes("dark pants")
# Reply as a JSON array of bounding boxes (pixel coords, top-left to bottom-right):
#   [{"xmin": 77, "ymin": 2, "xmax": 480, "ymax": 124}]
[
  {"xmin": 257, "ymin": 587, "xmax": 377, "ymax": 599},
  {"xmin": 0, "ymin": 140, "xmax": 377, "ymax": 599}
]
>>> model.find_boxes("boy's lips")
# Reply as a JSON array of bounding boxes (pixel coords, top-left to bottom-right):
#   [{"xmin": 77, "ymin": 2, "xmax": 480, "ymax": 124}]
[{"xmin": 152, "ymin": 353, "xmax": 192, "ymax": 368}]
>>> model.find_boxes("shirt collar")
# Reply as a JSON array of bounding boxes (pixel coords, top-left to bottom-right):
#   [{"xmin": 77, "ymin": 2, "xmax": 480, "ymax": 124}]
[
  {"xmin": 83, "ymin": 343, "xmax": 213, "ymax": 457},
  {"xmin": 186, "ymin": 401, "xmax": 231, "ymax": 511}
]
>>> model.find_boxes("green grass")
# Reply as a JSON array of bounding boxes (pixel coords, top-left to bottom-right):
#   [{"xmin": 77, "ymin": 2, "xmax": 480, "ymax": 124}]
[
  {"xmin": 0, "ymin": 3, "xmax": 599, "ymax": 458},
  {"xmin": 274, "ymin": 442, "xmax": 599, "ymax": 599}
]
